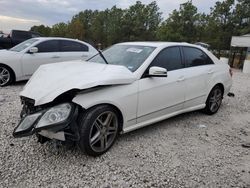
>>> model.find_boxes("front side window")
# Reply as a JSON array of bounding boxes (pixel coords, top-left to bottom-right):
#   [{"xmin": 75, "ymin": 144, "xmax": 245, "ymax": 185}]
[
  {"xmin": 9, "ymin": 38, "xmax": 39, "ymax": 52},
  {"xmin": 60, "ymin": 40, "xmax": 89, "ymax": 52},
  {"xmin": 183, "ymin": 47, "xmax": 214, "ymax": 67},
  {"xmin": 88, "ymin": 45, "xmax": 156, "ymax": 72},
  {"xmin": 36, "ymin": 40, "xmax": 60, "ymax": 53},
  {"xmin": 150, "ymin": 47, "xmax": 183, "ymax": 71}
]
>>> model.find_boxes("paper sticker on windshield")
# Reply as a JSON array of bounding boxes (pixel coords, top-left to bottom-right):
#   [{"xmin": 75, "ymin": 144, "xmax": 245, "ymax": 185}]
[
  {"xmin": 128, "ymin": 66, "xmax": 134, "ymax": 70},
  {"xmin": 126, "ymin": 48, "xmax": 143, "ymax": 53}
]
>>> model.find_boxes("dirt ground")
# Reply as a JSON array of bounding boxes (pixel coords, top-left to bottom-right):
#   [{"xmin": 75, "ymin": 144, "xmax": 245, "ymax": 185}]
[{"xmin": 0, "ymin": 70, "xmax": 250, "ymax": 188}]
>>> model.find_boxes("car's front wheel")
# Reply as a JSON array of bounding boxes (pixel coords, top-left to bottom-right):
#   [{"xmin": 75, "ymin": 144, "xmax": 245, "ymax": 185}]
[
  {"xmin": 204, "ymin": 85, "xmax": 223, "ymax": 115},
  {"xmin": 0, "ymin": 65, "xmax": 14, "ymax": 87},
  {"xmin": 78, "ymin": 105, "xmax": 120, "ymax": 156}
]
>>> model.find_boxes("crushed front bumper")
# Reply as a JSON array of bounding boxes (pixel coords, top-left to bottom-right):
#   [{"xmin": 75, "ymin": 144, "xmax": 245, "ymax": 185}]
[{"xmin": 13, "ymin": 103, "xmax": 80, "ymax": 143}]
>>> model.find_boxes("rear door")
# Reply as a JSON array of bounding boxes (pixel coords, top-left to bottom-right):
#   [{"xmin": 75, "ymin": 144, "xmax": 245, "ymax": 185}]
[
  {"xmin": 137, "ymin": 46, "xmax": 186, "ymax": 123},
  {"xmin": 21, "ymin": 40, "xmax": 61, "ymax": 77},
  {"xmin": 181, "ymin": 46, "xmax": 215, "ymax": 108},
  {"xmin": 59, "ymin": 40, "xmax": 93, "ymax": 61}
]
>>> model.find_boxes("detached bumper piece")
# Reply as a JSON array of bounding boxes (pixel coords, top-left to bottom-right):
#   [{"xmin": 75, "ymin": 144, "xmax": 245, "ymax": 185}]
[{"xmin": 13, "ymin": 103, "xmax": 80, "ymax": 143}]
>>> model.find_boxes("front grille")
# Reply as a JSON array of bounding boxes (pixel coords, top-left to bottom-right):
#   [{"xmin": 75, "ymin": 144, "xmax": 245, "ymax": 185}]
[{"xmin": 21, "ymin": 96, "xmax": 35, "ymax": 106}]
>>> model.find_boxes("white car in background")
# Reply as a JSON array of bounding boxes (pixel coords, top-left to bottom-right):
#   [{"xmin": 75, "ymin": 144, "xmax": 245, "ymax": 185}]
[
  {"xmin": 13, "ymin": 42, "xmax": 232, "ymax": 156},
  {"xmin": 0, "ymin": 37, "xmax": 98, "ymax": 86}
]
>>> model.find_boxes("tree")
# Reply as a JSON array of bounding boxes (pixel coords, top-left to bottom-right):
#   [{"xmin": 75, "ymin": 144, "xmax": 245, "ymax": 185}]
[
  {"xmin": 50, "ymin": 22, "xmax": 68, "ymax": 37},
  {"xmin": 206, "ymin": 0, "xmax": 235, "ymax": 51},
  {"xmin": 72, "ymin": 10, "xmax": 96, "ymax": 43},
  {"xmin": 105, "ymin": 6, "xmax": 125, "ymax": 46},
  {"xmin": 234, "ymin": 0, "xmax": 250, "ymax": 35},
  {"xmin": 30, "ymin": 25, "xmax": 51, "ymax": 36},
  {"xmin": 122, "ymin": 1, "xmax": 162, "ymax": 41},
  {"xmin": 68, "ymin": 18, "xmax": 85, "ymax": 40},
  {"xmin": 157, "ymin": 1, "xmax": 198, "ymax": 42}
]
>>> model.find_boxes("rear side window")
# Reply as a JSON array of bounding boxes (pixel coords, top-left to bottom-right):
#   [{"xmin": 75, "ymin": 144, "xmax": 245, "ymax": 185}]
[
  {"xmin": 183, "ymin": 47, "xmax": 213, "ymax": 67},
  {"xmin": 150, "ymin": 47, "xmax": 183, "ymax": 71},
  {"xmin": 60, "ymin": 40, "xmax": 89, "ymax": 52},
  {"xmin": 36, "ymin": 40, "xmax": 60, "ymax": 53}
]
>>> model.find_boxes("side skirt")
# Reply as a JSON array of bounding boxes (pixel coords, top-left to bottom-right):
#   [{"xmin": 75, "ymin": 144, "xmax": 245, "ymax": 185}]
[{"xmin": 122, "ymin": 104, "xmax": 205, "ymax": 134}]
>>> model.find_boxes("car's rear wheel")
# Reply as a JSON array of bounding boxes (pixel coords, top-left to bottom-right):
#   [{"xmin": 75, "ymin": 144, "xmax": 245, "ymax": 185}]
[
  {"xmin": 0, "ymin": 65, "xmax": 14, "ymax": 87},
  {"xmin": 78, "ymin": 105, "xmax": 120, "ymax": 156},
  {"xmin": 204, "ymin": 85, "xmax": 223, "ymax": 115}
]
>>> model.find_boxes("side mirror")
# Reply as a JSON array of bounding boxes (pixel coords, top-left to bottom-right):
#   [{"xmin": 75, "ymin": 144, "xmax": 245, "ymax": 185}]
[
  {"xmin": 28, "ymin": 47, "xmax": 38, "ymax": 54},
  {"xmin": 148, "ymin": 66, "xmax": 167, "ymax": 77}
]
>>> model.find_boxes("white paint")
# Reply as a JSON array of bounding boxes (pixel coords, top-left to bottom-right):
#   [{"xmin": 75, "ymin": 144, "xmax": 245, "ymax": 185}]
[{"xmin": 220, "ymin": 57, "xmax": 229, "ymax": 64}]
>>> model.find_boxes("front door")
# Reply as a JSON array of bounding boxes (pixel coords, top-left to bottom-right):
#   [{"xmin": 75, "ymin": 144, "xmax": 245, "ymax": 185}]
[
  {"xmin": 137, "ymin": 46, "xmax": 186, "ymax": 123},
  {"xmin": 21, "ymin": 40, "xmax": 60, "ymax": 77}
]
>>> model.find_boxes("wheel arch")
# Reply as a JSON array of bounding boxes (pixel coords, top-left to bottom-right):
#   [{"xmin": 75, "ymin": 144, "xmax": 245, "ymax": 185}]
[
  {"xmin": 205, "ymin": 82, "xmax": 225, "ymax": 104},
  {"xmin": 212, "ymin": 83, "xmax": 224, "ymax": 96},
  {"xmin": 79, "ymin": 103, "xmax": 124, "ymax": 133},
  {"xmin": 0, "ymin": 63, "xmax": 16, "ymax": 82}
]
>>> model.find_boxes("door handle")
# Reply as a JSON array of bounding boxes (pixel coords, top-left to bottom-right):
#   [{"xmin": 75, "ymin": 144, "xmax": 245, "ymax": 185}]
[
  {"xmin": 51, "ymin": 56, "xmax": 60, "ymax": 58},
  {"xmin": 177, "ymin": 76, "xmax": 185, "ymax": 82},
  {"xmin": 208, "ymin": 69, "xmax": 214, "ymax": 74}
]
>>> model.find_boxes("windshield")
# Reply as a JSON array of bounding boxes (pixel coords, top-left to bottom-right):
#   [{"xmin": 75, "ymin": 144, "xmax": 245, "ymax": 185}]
[
  {"xmin": 9, "ymin": 38, "xmax": 39, "ymax": 52},
  {"xmin": 88, "ymin": 45, "xmax": 156, "ymax": 72}
]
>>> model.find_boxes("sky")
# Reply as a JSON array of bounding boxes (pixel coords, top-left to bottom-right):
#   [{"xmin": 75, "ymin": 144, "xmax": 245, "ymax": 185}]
[{"xmin": 0, "ymin": 0, "xmax": 221, "ymax": 33}]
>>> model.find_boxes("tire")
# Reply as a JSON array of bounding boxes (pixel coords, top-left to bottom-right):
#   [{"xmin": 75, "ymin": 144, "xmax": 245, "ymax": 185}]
[
  {"xmin": 203, "ymin": 85, "xmax": 223, "ymax": 115},
  {"xmin": 0, "ymin": 65, "xmax": 14, "ymax": 87},
  {"xmin": 78, "ymin": 105, "xmax": 120, "ymax": 156}
]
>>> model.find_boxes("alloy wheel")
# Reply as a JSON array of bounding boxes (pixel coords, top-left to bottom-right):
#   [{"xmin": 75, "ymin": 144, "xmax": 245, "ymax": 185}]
[
  {"xmin": 89, "ymin": 111, "xmax": 118, "ymax": 153},
  {"xmin": 0, "ymin": 67, "xmax": 10, "ymax": 86},
  {"xmin": 209, "ymin": 88, "xmax": 222, "ymax": 113}
]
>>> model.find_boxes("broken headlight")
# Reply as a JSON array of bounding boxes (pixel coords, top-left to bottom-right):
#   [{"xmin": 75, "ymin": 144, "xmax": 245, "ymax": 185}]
[
  {"xmin": 13, "ymin": 103, "xmax": 73, "ymax": 137},
  {"xmin": 36, "ymin": 103, "xmax": 72, "ymax": 130},
  {"xmin": 13, "ymin": 112, "xmax": 42, "ymax": 137}
]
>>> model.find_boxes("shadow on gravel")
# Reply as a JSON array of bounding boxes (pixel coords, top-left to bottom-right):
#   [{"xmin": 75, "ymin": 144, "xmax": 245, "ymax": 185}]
[{"xmin": 13, "ymin": 80, "xmax": 27, "ymax": 86}]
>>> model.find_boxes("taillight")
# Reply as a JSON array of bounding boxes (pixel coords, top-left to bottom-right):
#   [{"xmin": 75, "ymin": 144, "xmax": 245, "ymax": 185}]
[{"xmin": 229, "ymin": 68, "xmax": 233, "ymax": 77}]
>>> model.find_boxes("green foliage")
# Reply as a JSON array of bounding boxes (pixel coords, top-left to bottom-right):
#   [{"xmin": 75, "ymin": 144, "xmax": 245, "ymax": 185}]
[
  {"xmin": 122, "ymin": 1, "xmax": 162, "ymax": 41},
  {"xmin": 50, "ymin": 22, "xmax": 68, "ymax": 37},
  {"xmin": 30, "ymin": 25, "xmax": 51, "ymax": 36},
  {"xmin": 207, "ymin": 0, "xmax": 235, "ymax": 50},
  {"xmin": 157, "ymin": 2, "xmax": 198, "ymax": 42},
  {"xmin": 29, "ymin": 0, "xmax": 250, "ymax": 50},
  {"xmin": 234, "ymin": 0, "xmax": 250, "ymax": 35}
]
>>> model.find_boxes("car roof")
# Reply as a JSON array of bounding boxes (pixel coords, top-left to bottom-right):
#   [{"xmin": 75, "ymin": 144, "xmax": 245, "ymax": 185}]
[
  {"xmin": 34, "ymin": 37, "xmax": 84, "ymax": 42},
  {"xmin": 117, "ymin": 41, "xmax": 203, "ymax": 49}
]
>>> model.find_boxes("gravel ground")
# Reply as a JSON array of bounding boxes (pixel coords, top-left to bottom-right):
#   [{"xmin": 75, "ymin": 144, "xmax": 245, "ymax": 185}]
[{"xmin": 0, "ymin": 71, "xmax": 250, "ymax": 188}]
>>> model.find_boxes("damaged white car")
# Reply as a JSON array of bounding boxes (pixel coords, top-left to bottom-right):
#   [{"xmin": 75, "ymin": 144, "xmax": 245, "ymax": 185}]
[{"xmin": 13, "ymin": 42, "xmax": 232, "ymax": 156}]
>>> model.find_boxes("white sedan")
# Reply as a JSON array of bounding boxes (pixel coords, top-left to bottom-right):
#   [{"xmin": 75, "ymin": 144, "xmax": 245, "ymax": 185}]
[
  {"xmin": 0, "ymin": 37, "xmax": 97, "ymax": 86},
  {"xmin": 13, "ymin": 42, "xmax": 232, "ymax": 156}
]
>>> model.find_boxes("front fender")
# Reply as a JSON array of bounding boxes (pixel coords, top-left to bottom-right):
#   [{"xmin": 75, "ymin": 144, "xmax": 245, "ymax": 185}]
[{"xmin": 72, "ymin": 82, "xmax": 139, "ymax": 129}]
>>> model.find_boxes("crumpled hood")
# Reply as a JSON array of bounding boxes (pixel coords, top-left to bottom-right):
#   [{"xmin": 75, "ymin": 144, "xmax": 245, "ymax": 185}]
[{"xmin": 20, "ymin": 61, "xmax": 136, "ymax": 106}]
